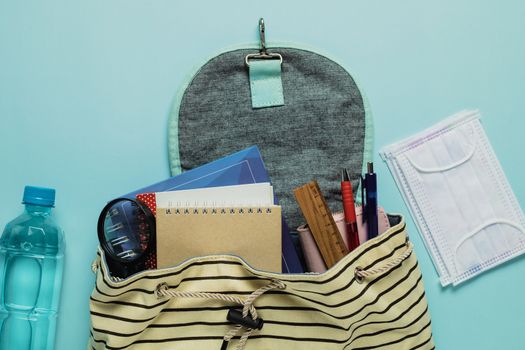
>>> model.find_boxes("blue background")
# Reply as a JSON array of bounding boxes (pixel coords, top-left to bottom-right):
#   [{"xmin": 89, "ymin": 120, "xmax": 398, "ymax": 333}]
[{"xmin": 1, "ymin": 1, "xmax": 524, "ymax": 349}]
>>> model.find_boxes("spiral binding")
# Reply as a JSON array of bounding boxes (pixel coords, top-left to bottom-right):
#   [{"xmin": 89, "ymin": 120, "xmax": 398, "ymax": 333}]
[{"xmin": 161, "ymin": 205, "xmax": 274, "ymax": 215}]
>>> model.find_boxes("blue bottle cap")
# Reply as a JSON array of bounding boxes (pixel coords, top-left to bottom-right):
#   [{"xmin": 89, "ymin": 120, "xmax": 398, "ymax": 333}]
[{"xmin": 22, "ymin": 186, "xmax": 56, "ymax": 207}]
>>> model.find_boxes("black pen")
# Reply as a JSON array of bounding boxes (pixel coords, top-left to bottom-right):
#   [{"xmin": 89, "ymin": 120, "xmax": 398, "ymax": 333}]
[{"xmin": 362, "ymin": 162, "xmax": 378, "ymax": 239}]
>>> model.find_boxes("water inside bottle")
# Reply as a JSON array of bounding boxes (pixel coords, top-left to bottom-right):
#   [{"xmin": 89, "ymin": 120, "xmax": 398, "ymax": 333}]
[{"xmin": 0, "ymin": 204, "xmax": 64, "ymax": 350}]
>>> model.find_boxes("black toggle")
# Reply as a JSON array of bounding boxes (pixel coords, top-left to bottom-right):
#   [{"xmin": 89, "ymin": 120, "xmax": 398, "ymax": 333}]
[{"xmin": 226, "ymin": 308, "xmax": 264, "ymax": 330}]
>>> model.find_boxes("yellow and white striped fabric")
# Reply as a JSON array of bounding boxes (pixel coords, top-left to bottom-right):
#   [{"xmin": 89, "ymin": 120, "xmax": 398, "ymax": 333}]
[{"xmin": 88, "ymin": 217, "xmax": 434, "ymax": 350}]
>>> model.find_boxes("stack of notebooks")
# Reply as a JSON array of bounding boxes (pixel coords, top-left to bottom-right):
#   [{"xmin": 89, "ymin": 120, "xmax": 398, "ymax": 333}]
[{"xmin": 123, "ymin": 146, "xmax": 303, "ymax": 273}]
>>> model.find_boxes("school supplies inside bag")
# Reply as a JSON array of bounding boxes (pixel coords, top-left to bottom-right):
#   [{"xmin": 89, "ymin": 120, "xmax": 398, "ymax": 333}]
[
  {"xmin": 381, "ymin": 110, "xmax": 525, "ymax": 286},
  {"xmin": 89, "ymin": 216, "xmax": 434, "ymax": 350},
  {"xmin": 97, "ymin": 146, "xmax": 301, "ymax": 277},
  {"xmin": 297, "ymin": 206, "xmax": 391, "ymax": 273}
]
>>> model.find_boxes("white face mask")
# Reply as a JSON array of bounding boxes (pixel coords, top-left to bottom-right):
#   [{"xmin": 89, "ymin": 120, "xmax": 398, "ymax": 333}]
[{"xmin": 381, "ymin": 110, "xmax": 525, "ymax": 286}]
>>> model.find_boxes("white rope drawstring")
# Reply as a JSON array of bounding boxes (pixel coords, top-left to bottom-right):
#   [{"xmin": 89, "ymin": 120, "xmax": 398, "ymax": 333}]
[
  {"xmin": 156, "ymin": 279, "xmax": 286, "ymax": 350},
  {"xmin": 91, "ymin": 257, "xmax": 100, "ymax": 273},
  {"xmin": 355, "ymin": 241, "xmax": 413, "ymax": 282}
]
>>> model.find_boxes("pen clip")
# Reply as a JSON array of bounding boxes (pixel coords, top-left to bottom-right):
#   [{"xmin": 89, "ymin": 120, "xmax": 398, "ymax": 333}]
[{"xmin": 361, "ymin": 175, "xmax": 367, "ymax": 223}]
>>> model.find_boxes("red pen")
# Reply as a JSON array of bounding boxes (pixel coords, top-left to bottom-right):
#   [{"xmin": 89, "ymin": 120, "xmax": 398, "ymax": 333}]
[{"xmin": 341, "ymin": 168, "xmax": 360, "ymax": 251}]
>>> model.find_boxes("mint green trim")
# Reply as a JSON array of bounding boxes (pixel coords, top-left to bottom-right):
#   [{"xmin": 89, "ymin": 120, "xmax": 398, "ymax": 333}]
[{"xmin": 168, "ymin": 41, "xmax": 374, "ymax": 178}]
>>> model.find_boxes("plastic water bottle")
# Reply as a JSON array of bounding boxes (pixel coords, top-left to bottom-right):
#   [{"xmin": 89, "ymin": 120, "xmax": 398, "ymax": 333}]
[{"xmin": 0, "ymin": 186, "xmax": 65, "ymax": 349}]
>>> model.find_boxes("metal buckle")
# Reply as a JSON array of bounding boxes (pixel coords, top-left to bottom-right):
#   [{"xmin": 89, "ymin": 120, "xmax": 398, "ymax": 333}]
[{"xmin": 245, "ymin": 18, "xmax": 283, "ymax": 67}]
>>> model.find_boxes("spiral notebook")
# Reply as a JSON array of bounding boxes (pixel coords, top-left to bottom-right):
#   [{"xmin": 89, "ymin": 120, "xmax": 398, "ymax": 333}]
[
  {"xmin": 156, "ymin": 206, "xmax": 282, "ymax": 272},
  {"xmin": 136, "ymin": 183, "xmax": 275, "ymax": 216}
]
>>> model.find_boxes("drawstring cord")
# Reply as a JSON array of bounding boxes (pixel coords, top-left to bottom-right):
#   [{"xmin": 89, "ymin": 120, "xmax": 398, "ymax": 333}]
[
  {"xmin": 355, "ymin": 241, "xmax": 413, "ymax": 283},
  {"xmin": 156, "ymin": 279, "xmax": 286, "ymax": 350},
  {"xmin": 91, "ymin": 256, "xmax": 100, "ymax": 273}
]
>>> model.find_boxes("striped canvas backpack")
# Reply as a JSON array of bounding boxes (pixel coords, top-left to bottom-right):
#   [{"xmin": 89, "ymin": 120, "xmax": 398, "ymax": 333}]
[{"xmin": 88, "ymin": 19, "xmax": 434, "ymax": 350}]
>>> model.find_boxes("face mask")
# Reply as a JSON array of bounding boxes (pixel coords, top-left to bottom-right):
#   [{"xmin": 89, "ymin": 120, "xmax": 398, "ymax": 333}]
[{"xmin": 381, "ymin": 110, "xmax": 525, "ymax": 286}]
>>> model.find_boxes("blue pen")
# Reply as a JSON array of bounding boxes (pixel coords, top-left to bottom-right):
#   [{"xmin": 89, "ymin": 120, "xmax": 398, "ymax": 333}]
[{"xmin": 363, "ymin": 162, "xmax": 378, "ymax": 239}]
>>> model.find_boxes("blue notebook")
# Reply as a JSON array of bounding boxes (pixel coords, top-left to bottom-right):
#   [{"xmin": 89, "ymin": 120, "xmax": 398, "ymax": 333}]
[{"xmin": 124, "ymin": 146, "xmax": 304, "ymax": 273}]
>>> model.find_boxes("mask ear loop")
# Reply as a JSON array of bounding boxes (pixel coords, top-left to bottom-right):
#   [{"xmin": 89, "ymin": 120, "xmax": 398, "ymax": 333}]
[
  {"xmin": 406, "ymin": 128, "xmax": 476, "ymax": 173},
  {"xmin": 453, "ymin": 219, "xmax": 525, "ymax": 277}
]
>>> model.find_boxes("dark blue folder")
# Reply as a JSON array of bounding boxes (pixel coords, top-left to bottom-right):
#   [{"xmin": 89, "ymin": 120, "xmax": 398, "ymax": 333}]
[{"xmin": 125, "ymin": 146, "xmax": 304, "ymax": 273}]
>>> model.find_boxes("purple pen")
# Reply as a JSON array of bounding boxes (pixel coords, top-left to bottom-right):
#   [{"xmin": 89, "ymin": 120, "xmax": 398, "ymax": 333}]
[{"xmin": 365, "ymin": 162, "xmax": 378, "ymax": 239}]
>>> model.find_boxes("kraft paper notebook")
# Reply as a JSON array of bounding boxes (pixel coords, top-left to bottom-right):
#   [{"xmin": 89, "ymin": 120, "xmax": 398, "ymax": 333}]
[{"xmin": 156, "ymin": 206, "xmax": 282, "ymax": 272}]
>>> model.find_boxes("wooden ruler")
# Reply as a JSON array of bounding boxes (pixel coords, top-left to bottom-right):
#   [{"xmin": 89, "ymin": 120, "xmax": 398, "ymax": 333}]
[{"xmin": 294, "ymin": 181, "xmax": 349, "ymax": 268}]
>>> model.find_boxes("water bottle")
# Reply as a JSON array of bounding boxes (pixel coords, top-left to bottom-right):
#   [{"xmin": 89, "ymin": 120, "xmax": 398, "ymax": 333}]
[{"xmin": 0, "ymin": 186, "xmax": 65, "ymax": 349}]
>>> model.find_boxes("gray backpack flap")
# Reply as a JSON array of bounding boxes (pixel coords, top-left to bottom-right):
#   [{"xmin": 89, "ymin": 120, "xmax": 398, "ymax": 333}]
[{"xmin": 168, "ymin": 44, "xmax": 373, "ymax": 230}]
